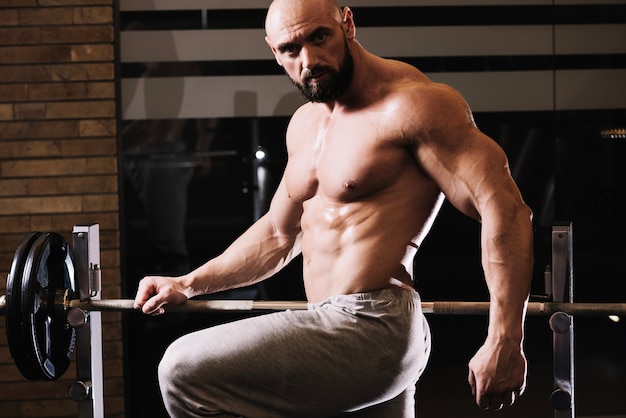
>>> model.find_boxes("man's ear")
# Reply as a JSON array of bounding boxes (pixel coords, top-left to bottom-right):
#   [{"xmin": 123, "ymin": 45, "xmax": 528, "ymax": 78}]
[
  {"xmin": 341, "ymin": 7, "xmax": 356, "ymax": 39},
  {"xmin": 265, "ymin": 35, "xmax": 283, "ymax": 66}
]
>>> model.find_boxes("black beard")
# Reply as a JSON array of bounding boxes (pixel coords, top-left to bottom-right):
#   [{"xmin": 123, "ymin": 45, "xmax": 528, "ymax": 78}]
[{"xmin": 290, "ymin": 40, "xmax": 355, "ymax": 103}]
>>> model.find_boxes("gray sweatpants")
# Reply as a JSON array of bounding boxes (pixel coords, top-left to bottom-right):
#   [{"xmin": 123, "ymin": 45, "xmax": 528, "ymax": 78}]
[{"xmin": 158, "ymin": 288, "xmax": 431, "ymax": 418}]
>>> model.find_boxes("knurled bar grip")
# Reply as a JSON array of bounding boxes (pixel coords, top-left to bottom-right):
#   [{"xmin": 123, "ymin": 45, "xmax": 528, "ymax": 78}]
[
  {"xmin": 65, "ymin": 299, "xmax": 626, "ymax": 316},
  {"xmin": 427, "ymin": 301, "xmax": 626, "ymax": 316}
]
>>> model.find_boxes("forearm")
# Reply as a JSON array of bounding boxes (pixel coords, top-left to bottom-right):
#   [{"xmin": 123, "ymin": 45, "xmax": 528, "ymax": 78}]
[
  {"xmin": 481, "ymin": 199, "xmax": 534, "ymax": 343},
  {"xmin": 181, "ymin": 214, "xmax": 302, "ymax": 298}
]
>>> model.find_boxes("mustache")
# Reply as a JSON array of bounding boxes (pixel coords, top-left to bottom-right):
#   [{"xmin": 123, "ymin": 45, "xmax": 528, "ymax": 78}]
[{"xmin": 301, "ymin": 66, "xmax": 330, "ymax": 82}]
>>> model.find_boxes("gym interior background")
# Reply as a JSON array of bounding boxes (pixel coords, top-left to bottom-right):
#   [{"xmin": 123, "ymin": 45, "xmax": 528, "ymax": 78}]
[{"xmin": 0, "ymin": 0, "xmax": 625, "ymax": 417}]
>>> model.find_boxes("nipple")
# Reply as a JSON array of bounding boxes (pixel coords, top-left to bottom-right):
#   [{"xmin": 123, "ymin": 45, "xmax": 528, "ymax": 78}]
[{"xmin": 343, "ymin": 180, "xmax": 357, "ymax": 191}]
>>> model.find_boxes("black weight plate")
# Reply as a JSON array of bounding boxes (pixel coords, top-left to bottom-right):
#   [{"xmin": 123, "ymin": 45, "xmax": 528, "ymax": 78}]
[
  {"xmin": 6, "ymin": 232, "xmax": 43, "ymax": 380},
  {"xmin": 21, "ymin": 232, "xmax": 76, "ymax": 381}
]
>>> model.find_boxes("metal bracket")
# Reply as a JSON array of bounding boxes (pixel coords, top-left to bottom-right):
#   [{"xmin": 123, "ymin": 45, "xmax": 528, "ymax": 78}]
[
  {"xmin": 72, "ymin": 224, "xmax": 104, "ymax": 418},
  {"xmin": 89, "ymin": 263, "xmax": 102, "ymax": 299},
  {"xmin": 550, "ymin": 222, "xmax": 575, "ymax": 418}
]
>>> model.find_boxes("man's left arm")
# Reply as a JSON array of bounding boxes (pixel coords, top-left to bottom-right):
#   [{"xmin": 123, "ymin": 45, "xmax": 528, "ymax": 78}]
[
  {"xmin": 411, "ymin": 82, "xmax": 534, "ymax": 410},
  {"xmin": 448, "ymin": 131, "xmax": 533, "ymax": 410},
  {"xmin": 468, "ymin": 164, "xmax": 534, "ymax": 410}
]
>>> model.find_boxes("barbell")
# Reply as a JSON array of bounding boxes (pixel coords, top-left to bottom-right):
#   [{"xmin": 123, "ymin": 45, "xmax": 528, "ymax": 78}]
[{"xmin": 2, "ymin": 231, "xmax": 625, "ymax": 383}]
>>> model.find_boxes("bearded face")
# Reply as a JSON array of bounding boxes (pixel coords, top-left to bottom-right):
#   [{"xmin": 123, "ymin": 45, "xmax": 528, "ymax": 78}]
[{"xmin": 289, "ymin": 38, "xmax": 355, "ymax": 103}]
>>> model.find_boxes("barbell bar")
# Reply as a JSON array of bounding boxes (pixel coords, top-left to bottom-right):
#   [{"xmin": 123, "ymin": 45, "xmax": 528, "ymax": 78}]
[
  {"xmin": 58, "ymin": 298, "xmax": 626, "ymax": 316},
  {"xmin": 2, "ymin": 290, "xmax": 624, "ymax": 318},
  {"xmin": 2, "ymin": 292, "xmax": 624, "ymax": 317}
]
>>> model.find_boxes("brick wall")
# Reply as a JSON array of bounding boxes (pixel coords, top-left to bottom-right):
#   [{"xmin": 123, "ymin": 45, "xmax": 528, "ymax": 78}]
[{"xmin": 0, "ymin": 0, "xmax": 123, "ymax": 417}]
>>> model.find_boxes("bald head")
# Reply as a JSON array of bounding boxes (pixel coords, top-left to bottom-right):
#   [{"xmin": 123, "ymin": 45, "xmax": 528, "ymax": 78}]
[{"xmin": 265, "ymin": 0, "xmax": 343, "ymax": 38}]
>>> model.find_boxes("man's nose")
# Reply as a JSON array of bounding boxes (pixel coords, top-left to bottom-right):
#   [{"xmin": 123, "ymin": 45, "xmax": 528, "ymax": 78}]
[{"xmin": 300, "ymin": 46, "xmax": 320, "ymax": 75}]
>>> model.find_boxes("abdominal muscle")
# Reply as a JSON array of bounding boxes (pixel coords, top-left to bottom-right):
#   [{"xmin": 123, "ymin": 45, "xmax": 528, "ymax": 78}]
[{"xmin": 300, "ymin": 186, "xmax": 441, "ymax": 303}]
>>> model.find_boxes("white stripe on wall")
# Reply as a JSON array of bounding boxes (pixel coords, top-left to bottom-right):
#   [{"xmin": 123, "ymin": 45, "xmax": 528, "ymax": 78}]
[
  {"xmin": 359, "ymin": 26, "xmax": 553, "ymax": 58},
  {"xmin": 555, "ymin": 69, "xmax": 626, "ymax": 110},
  {"xmin": 121, "ymin": 24, "xmax": 626, "ymax": 63},
  {"xmin": 120, "ymin": 26, "xmax": 553, "ymax": 63},
  {"xmin": 122, "ymin": 75, "xmax": 303, "ymax": 119},
  {"xmin": 120, "ymin": 29, "xmax": 271, "ymax": 62},
  {"xmin": 430, "ymin": 71, "xmax": 555, "ymax": 112},
  {"xmin": 122, "ymin": 69, "xmax": 626, "ymax": 119},
  {"xmin": 555, "ymin": 24, "xmax": 626, "ymax": 55},
  {"xmin": 122, "ymin": 71, "xmax": 557, "ymax": 118}
]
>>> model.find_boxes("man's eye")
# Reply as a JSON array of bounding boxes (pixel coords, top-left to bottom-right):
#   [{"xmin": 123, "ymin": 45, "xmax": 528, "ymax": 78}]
[
  {"xmin": 282, "ymin": 45, "xmax": 300, "ymax": 55},
  {"xmin": 313, "ymin": 33, "xmax": 326, "ymax": 44}
]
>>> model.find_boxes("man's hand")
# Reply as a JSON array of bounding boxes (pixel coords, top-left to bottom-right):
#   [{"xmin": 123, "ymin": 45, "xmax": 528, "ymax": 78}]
[
  {"xmin": 133, "ymin": 275, "xmax": 189, "ymax": 315},
  {"xmin": 468, "ymin": 338, "xmax": 527, "ymax": 410}
]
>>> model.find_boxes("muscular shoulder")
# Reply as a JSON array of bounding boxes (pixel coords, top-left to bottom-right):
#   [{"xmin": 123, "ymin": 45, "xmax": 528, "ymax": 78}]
[
  {"xmin": 392, "ymin": 74, "xmax": 475, "ymax": 137},
  {"xmin": 356, "ymin": 59, "xmax": 475, "ymax": 143}
]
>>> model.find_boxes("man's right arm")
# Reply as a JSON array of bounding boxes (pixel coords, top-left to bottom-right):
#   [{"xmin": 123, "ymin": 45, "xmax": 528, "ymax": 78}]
[{"xmin": 134, "ymin": 176, "xmax": 303, "ymax": 315}]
